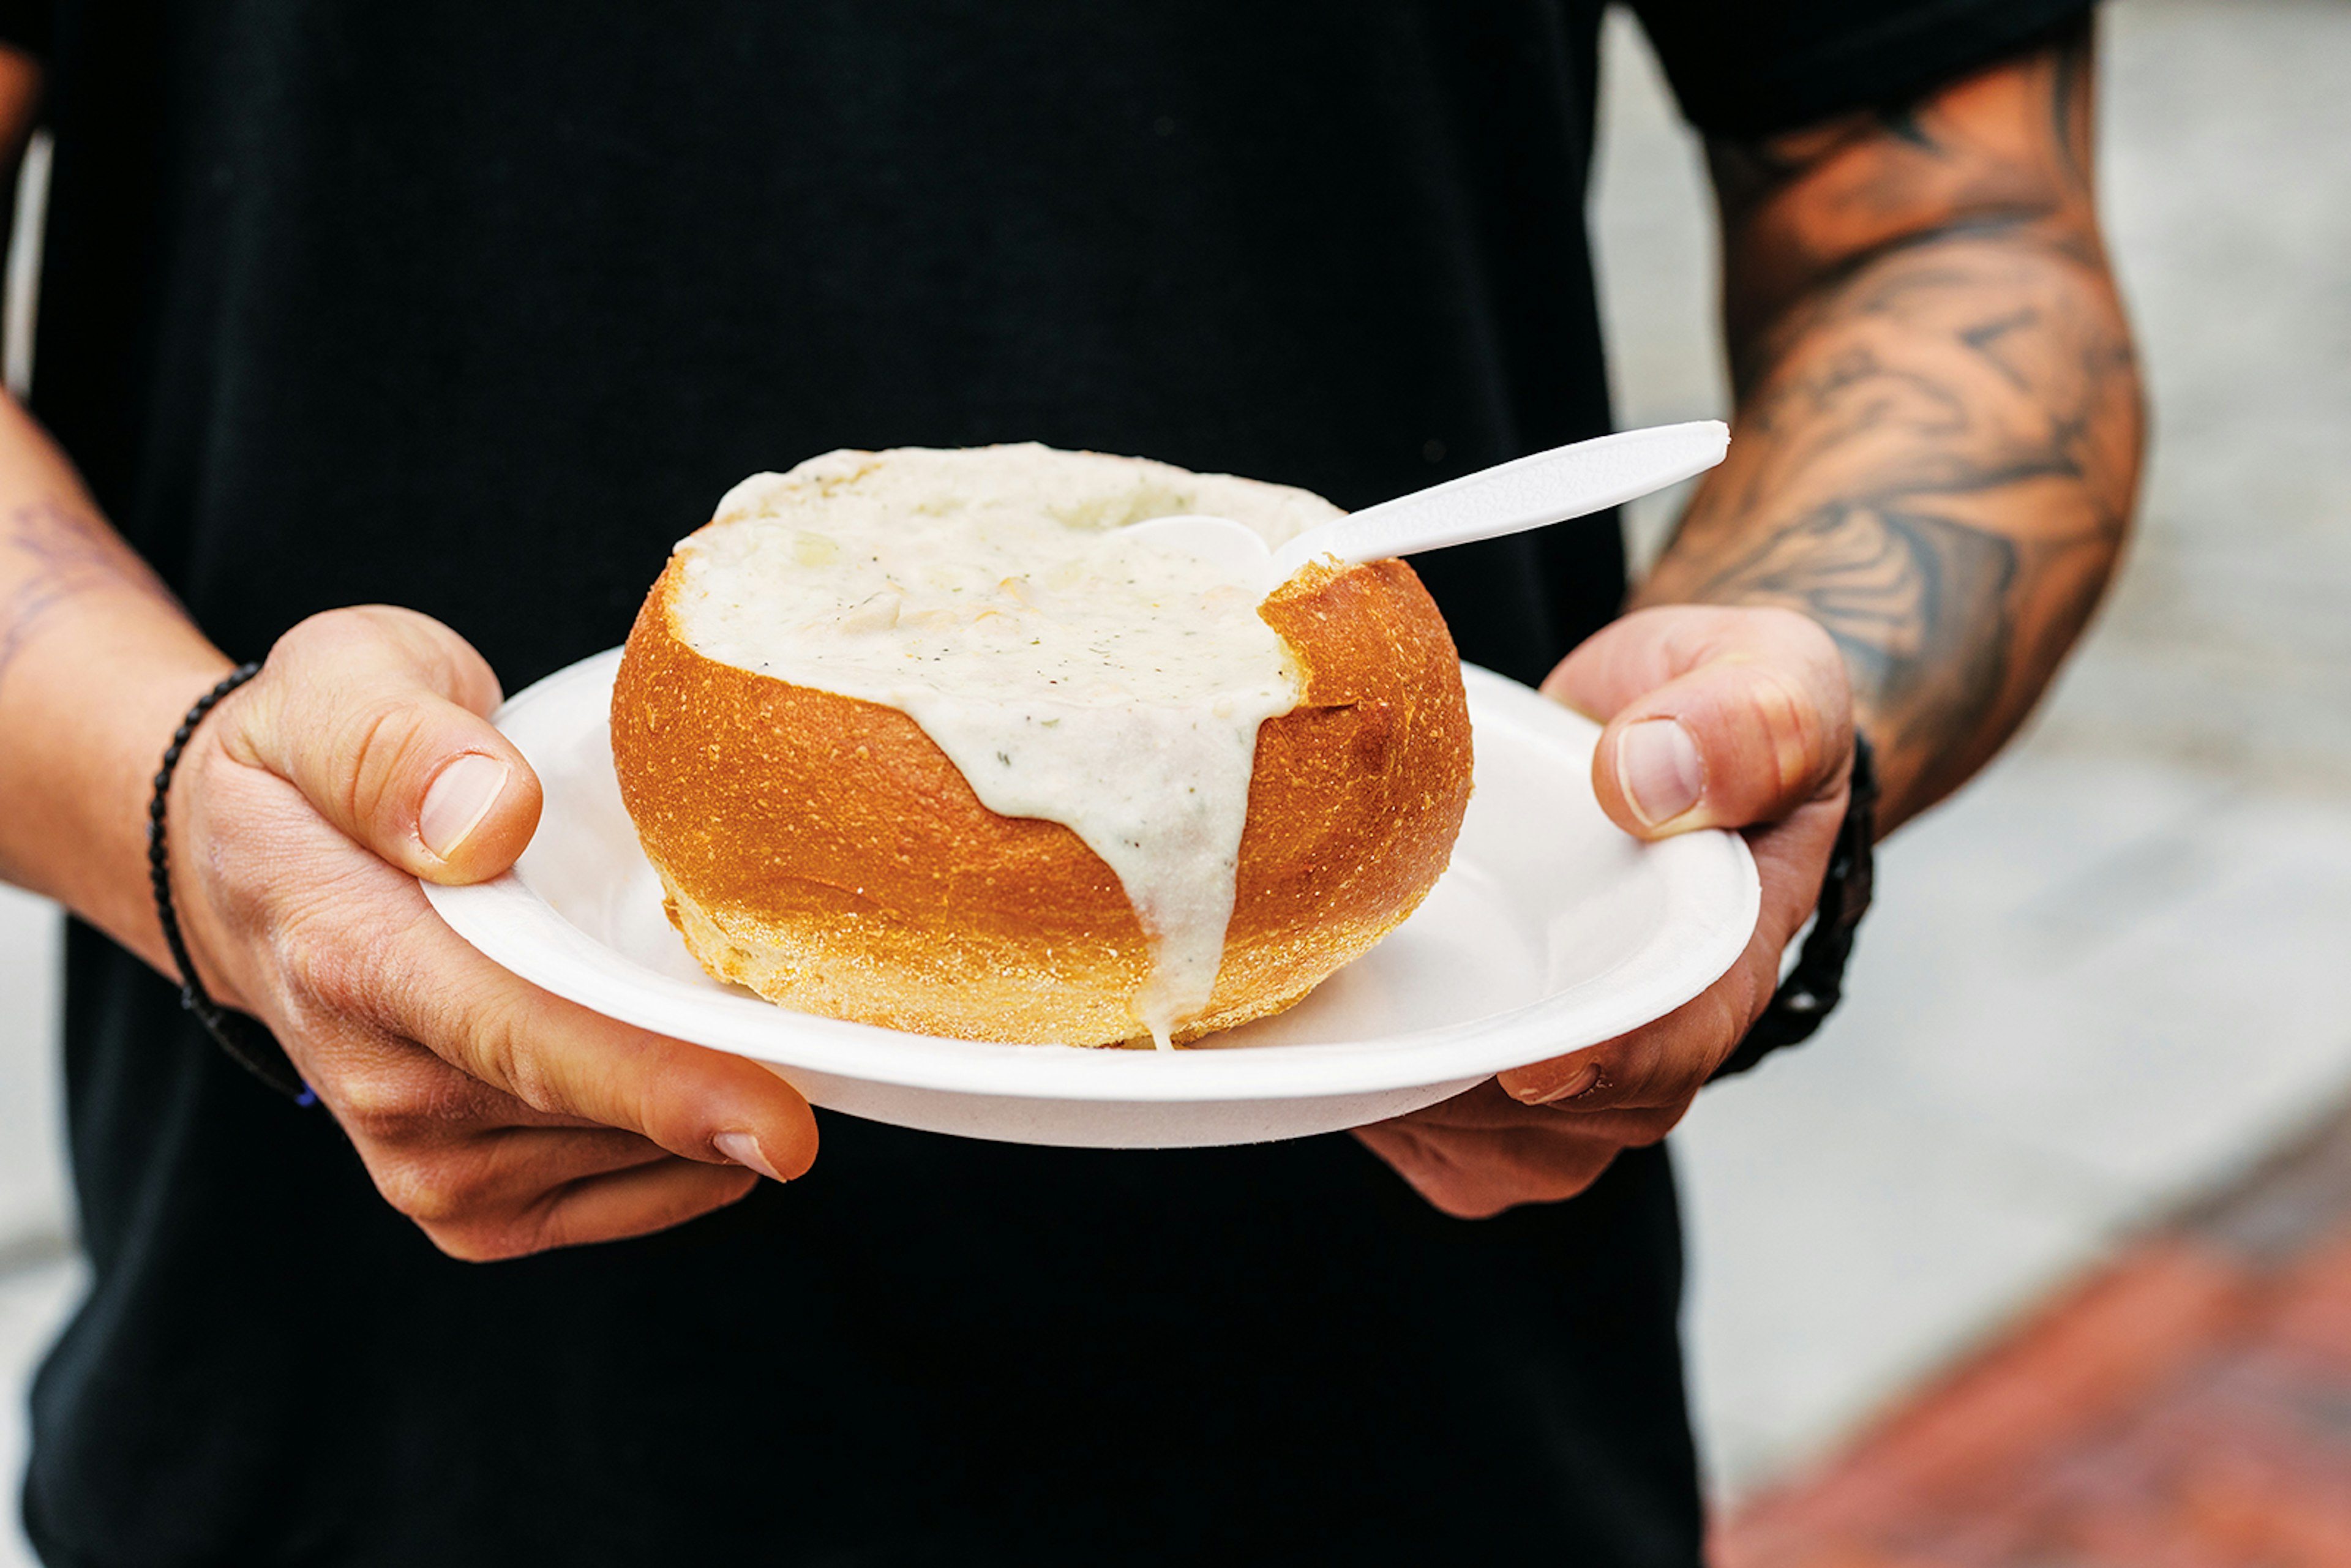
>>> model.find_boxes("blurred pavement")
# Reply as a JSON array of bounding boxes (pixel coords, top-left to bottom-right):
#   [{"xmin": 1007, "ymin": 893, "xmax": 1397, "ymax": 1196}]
[
  {"xmin": 2, "ymin": 0, "xmax": 2348, "ymax": 1560},
  {"xmin": 1714, "ymin": 1099, "xmax": 2351, "ymax": 1562},
  {"xmin": 0, "ymin": 885, "xmax": 67, "ymax": 1568}
]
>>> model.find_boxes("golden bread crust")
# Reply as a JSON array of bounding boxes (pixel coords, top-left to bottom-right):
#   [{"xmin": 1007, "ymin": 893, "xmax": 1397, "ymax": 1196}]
[{"xmin": 611, "ymin": 485, "xmax": 1472, "ymax": 1047}]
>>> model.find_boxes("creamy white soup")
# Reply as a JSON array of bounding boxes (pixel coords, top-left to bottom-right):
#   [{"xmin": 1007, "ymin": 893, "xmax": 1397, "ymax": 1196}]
[{"xmin": 670, "ymin": 447, "xmax": 1332, "ymax": 1047}]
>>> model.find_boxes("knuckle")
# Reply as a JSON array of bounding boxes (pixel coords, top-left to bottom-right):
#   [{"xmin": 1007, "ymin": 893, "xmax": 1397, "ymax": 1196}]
[
  {"xmin": 367, "ymin": 1152, "xmax": 468, "ymax": 1226},
  {"xmin": 462, "ymin": 996, "xmax": 558, "ymax": 1111},
  {"xmin": 271, "ymin": 913, "xmax": 432, "ymax": 1056},
  {"xmin": 419, "ymin": 1220, "xmax": 528, "ymax": 1264},
  {"xmin": 409, "ymin": 619, "xmax": 503, "ymax": 715},
  {"xmin": 320, "ymin": 1037, "xmax": 482, "ymax": 1147},
  {"xmin": 359, "ymin": 950, "xmax": 576, "ymax": 1121},
  {"xmin": 430, "ymin": 1193, "xmax": 569, "ymax": 1262},
  {"xmin": 269, "ymin": 607, "xmax": 368, "ymax": 666},
  {"xmin": 337, "ymin": 697, "xmax": 441, "ymax": 838},
  {"xmin": 356, "ymin": 605, "xmax": 501, "ymax": 716},
  {"xmin": 1747, "ymin": 666, "xmax": 1834, "ymax": 792},
  {"xmin": 272, "ymin": 904, "xmax": 379, "ymax": 1020},
  {"xmin": 261, "ymin": 610, "xmax": 501, "ymax": 838},
  {"xmin": 366, "ymin": 1130, "xmax": 513, "ymax": 1230},
  {"xmin": 1614, "ymin": 1104, "xmax": 1693, "ymax": 1149},
  {"xmin": 332, "ymin": 1073, "xmax": 433, "ymax": 1144}
]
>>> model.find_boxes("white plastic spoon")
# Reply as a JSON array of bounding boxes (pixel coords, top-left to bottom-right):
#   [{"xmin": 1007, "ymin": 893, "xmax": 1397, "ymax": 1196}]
[{"xmin": 1124, "ymin": 419, "xmax": 1729, "ymax": 595}]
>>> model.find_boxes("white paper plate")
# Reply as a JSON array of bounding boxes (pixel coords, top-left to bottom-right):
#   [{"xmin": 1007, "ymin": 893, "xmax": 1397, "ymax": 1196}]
[{"xmin": 422, "ymin": 649, "xmax": 1758, "ymax": 1149}]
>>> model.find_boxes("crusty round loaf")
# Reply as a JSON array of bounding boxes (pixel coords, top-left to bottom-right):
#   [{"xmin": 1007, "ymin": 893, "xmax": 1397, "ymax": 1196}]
[{"xmin": 611, "ymin": 445, "xmax": 1472, "ymax": 1047}]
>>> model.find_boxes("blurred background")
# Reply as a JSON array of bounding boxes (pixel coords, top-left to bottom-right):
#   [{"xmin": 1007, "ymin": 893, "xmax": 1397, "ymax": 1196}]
[{"xmin": 2, "ymin": 1, "xmax": 2346, "ymax": 1562}]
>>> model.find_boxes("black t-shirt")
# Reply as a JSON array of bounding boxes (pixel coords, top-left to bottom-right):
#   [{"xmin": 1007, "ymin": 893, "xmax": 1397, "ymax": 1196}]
[{"xmin": 8, "ymin": 4, "xmax": 2085, "ymax": 1564}]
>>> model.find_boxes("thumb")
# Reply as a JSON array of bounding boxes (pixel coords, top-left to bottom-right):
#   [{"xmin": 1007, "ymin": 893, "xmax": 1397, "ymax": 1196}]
[
  {"xmin": 224, "ymin": 606, "xmax": 543, "ymax": 882},
  {"xmin": 1543, "ymin": 605, "xmax": 1851, "ymax": 837}
]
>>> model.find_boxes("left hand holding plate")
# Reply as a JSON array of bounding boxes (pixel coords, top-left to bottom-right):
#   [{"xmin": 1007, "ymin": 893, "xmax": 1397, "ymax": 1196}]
[{"xmin": 1354, "ymin": 604, "xmax": 1853, "ymax": 1218}]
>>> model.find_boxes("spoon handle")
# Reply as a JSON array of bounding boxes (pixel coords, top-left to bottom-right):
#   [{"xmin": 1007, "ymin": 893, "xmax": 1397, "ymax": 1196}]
[{"xmin": 1269, "ymin": 421, "xmax": 1729, "ymax": 580}]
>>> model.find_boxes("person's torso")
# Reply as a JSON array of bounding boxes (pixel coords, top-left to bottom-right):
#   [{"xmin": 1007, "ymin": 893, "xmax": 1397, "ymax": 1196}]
[
  {"xmin": 35, "ymin": 0, "xmax": 1630, "ymax": 688},
  {"xmin": 26, "ymin": 6, "xmax": 1695, "ymax": 1564}
]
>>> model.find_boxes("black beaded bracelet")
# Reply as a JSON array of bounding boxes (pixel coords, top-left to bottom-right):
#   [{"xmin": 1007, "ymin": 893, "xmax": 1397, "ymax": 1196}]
[
  {"xmin": 1710, "ymin": 729, "xmax": 1878, "ymax": 1080},
  {"xmin": 146, "ymin": 663, "xmax": 310, "ymax": 1101}
]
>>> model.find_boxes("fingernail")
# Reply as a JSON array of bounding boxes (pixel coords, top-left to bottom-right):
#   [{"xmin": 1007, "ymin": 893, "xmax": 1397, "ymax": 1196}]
[
  {"xmin": 419, "ymin": 754, "xmax": 510, "ymax": 860},
  {"xmin": 1618, "ymin": 720, "xmax": 1703, "ymax": 828},
  {"xmin": 1524, "ymin": 1063, "xmax": 1602, "ymax": 1107},
  {"xmin": 713, "ymin": 1130, "xmax": 784, "ymax": 1182}
]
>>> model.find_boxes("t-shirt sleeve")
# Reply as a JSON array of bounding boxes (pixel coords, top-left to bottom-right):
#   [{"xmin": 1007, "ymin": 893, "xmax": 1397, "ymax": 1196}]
[
  {"xmin": 0, "ymin": 0, "xmax": 46, "ymax": 58},
  {"xmin": 1625, "ymin": 0, "xmax": 2096, "ymax": 138}
]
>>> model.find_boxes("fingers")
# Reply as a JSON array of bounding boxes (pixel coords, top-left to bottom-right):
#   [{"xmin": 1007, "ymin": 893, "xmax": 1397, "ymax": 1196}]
[
  {"xmin": 290, "ymin": 949, "xmax": 806, "ymax": 1258},
  {"xmin": 1355, "ymin": 1084, "xmax": 1625, "ymax": 1219},
  {"xmin": 364, "ymin": 1123, "xmax": 678, "ymax": 1231},
  {"xmin": 1542, "ymin": 604, "xmax": 1851, "ymax": 838},
  {"xmin": 274, "ymin": 951, "xmax": 788, "ymax": 1258},
  {"xmin": 435, "ymin": 1153, "xmax": 760, "ymax": 1262},
  {"xmin": 372, "ymin": 905, "xmax": 822, "ymax": 1183},
  {"xmin": 223, "ymin": 606, "xmax": 544, "ymax": 883},
  {"xmin": 512, "ymin": 1159, "xmax": 764, "ymax": 1259},
  {"xmin": 1497, "ymin": 920, "xmax": 1781, "ymax": 1110},
  {"xmin": 1496, "ymin": 761, "xmax": 1847, "ymax": 1119},
  {"xmin": 1368, "ymin": 604, "xmax": 1861, "ymax": 1217},
  {"xmin": 351, "ymin": 1092, "xmax": 762, "ymax": 1259}
]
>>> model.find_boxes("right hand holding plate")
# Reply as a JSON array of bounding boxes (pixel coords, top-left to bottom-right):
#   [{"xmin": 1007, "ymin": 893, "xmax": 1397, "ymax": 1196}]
[{"xmin": 1355, "ymin": 605, "xmax": 1853, "ymax": 1217}]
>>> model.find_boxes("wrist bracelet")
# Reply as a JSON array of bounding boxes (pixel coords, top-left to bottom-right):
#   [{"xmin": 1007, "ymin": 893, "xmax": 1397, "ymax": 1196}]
[
  {"xmin": 1710, "ymin": 729, "xmax": 1878, "ymax": 1080},
  {"xmin": 146, "ymin": 662, "xmax": 311, "ymax": 1102}
]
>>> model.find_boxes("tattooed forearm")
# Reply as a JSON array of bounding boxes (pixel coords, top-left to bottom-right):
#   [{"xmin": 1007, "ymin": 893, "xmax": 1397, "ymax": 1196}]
[
  {"xmin": 0, "ymin": 498, "xmax": 182, "ymax": 696},
  {"xmin": 1639, "ymin": 20, "xmax": 2142, "ymax": 828}
]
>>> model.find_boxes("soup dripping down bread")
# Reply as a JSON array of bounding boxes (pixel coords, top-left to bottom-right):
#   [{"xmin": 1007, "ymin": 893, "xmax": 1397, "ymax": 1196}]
[{"xmin": 611, "ymin": 444, "xmax": 1473, "ymax": 1048}]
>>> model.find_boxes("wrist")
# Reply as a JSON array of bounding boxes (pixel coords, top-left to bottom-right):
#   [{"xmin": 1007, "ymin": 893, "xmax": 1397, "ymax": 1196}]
[
  {"xmin": 0, "ymin": 610, "xmax": 234, "ymax": 966},
  {"xmin": 1711, "ymin": 726, "xmax": 1877, "ymax": 1079},
  {"xmin": 149, "ymin": 662, "xmax": 306, "ymax": 1098}
]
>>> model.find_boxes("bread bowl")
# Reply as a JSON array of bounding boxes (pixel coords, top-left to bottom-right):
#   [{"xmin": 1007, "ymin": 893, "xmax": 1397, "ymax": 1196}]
[{"xmin": 610, "ymin": 444, "xmax": 1472, "ymax": 1048}]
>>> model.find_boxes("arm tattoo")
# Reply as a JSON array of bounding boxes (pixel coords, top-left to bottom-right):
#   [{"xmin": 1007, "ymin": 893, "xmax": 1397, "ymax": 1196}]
[
  {"xmin": 1640, "ymin": 20, "xmax": 2142, "ymax": 826},
  {"xmin": 1694, "ymin": 500, "xmax": 2017, "ymax": 756},
  {"xmin": 0, "ymin": 497, "xmax": 182, "ymax": 696}
]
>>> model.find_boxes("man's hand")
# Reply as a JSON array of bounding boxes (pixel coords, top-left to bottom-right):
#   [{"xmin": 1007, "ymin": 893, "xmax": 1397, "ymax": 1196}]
[
  {"xmin": 1355, "ymin": 604, "xmax": 1850, "ymax": 1218},
  {"xmin": 170, "ymin": 606, "xmax": 819, "ymax": 1260},
  {"xmin": 1360, "ymin": 20, "xmax": 2143, "ymax": 1219}
]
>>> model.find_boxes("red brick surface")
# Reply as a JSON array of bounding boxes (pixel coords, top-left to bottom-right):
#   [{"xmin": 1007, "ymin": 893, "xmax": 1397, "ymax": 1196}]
[{"xmin": 1713, "ymin": 1225, "xmax": 2351, "ymax": 1568}]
